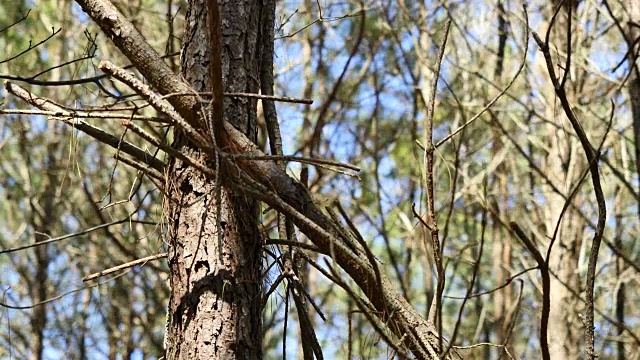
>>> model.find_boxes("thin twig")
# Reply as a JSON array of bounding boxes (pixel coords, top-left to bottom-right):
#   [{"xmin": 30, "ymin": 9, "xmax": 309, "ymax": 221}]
[
  {"xmin": 155, "ymin": 91, "xmax": 314, "ymax": 105},
  {"xmin": 99, "ymin": 61, "xmax": 211, "ymax": 150},
  {"xmin": 114, "ymin": 153, "xmax": 165, "ymax": 183},
  {"xmin": 83, "ymin": 253, "xmax": 167, "ymax": 281},
  {"xmin": 510, "ymin": 222, "xmax": 550, "ymax": 360},
  {"xmin": 0, "ymin": 273, "xmax": 127, "ymax": 310},
  {"xmin": 121, "ymin": 120, "xmax": 216, "ymax": 179},
  {"xmin": 422, "ymin": 19, "xmax": 451, "ymax": 353},
  {"xmin": 325, "ymin": 259, "xmax": 414, "ymax": 360},
  {"xmin": 0, "ymin": 108, "xmax": 169, "ymax": 123},
  {"xmin": 266, "ymin": 239, "xmax": 322, "ymax": 253},
  {"xmin": 441, "ymin": 197, "xmax": 487, "ymax": 358},
  {"xmin": 0, "ymin": 219, "xmax": 155, "ymax": 255},
  {"xmin": 444, "ymin": 266, "xmax": 537, "ymax": 300},
  {"xmin": 0, "ymin": 9, "xmax": 30, "ymax": 33},
  {"xmin": 436, "ymin": 6, "xmax": 529, "ymax": 148},
  {"xmin": 224, "ymin": 92, "xmax": 313, "ymax": 104},
  {"xmin": 4, "ymin": 82, "xmax": 166, "ymax": 171},
  {"xmin": 227, "ymin": 153, "xmax": 359, "ymax": 171},
  {"xmin": 0, "ymin": 27, "xmax": 61, "ymax": 65},
  {"xmin": 452, "ymin": 343, "xmax": 515, "ymax": 360}
]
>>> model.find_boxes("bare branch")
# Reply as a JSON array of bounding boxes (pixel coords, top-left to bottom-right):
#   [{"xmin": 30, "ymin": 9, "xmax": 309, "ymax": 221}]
[
  {"xmin": 0, "ymin": 27, "xmax": 61, "ymax": 65},
  {"xmin": 0, "ymin": 9, "xmax": 30, "ymax": 34},
  {"xmin": 4, "ymin": 81, "xmax": 165, "ymax": 171},
  {"xmin": 83, "ymin": 253, "xmax": 167, "ymax": 281},
  {"xmin": 533, "ymin": 27, "xmax": 607, "ymax": 359},
  {"xmin": 0, "ymin": 218, "xmax": 155, "ymax": 255}
]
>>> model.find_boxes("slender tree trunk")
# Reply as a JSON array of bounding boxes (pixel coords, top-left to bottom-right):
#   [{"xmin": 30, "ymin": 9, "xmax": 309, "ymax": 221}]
[
  {"xmin": 544, "ymin": 1, "xmax": 583, "ymax": 358},
  {"xmin": 27, "ymin": 5, "xmax": 73, "ymax": 353},
  {"xmin": 164, "ymin": 0, "xmax": 267, "ymax": 358},
  {"xmin": 298, "ymin": 2, "xmax": 316, "ymax": 356},
  {"xmin": 30, "ymin": 240, "xmax": 48, "ymax": 360},
  {"xmin": 29, "ymin": 121, "xmax": 63, "ymax": 360},
  {"xmin": 629, "ymin": 1, "xmax": 640, "ymax": 222},
  {"xmin": 490, "ymin": 2, "xmax": 512, "ymax": 351},
  {"xmin": 415, "ymin": 0, "xmax": 436, "ymax": 324},
  {"xmin": 107, "ymin": 297, "xmax": 119, "ymax": 360},
  {"xmin": 613, "ymin": 185, "xmax": 626, "ymax": 360},
  {"xmin": 609, "ymin": 4, "xmax": 640, "ymax": 360}
]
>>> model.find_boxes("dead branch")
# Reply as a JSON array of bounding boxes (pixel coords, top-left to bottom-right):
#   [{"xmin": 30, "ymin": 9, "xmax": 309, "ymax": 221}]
[
  {"xmin": 83, "ymin": 252, "xmax": 167, "ymax": 281},
  {"xmin": 4, "ymin": 81, "xmax": 165, "ymax": 171}
]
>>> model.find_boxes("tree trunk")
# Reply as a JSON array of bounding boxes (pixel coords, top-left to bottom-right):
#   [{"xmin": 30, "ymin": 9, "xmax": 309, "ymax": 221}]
[
  {"xmin": 622, "ymin": 3, "xmax": 639, "ymax": 359},
  {"xmin": 544, "ymin": 1, "xmax": 583, "ymax": 358},
  {"xmin": 630, "ymin": 0, "xmax": 640, "ymax": 223},
  {"xmin": 164, "ymin": 0, "xmax": 267, "ymax": 358},
  {"xmin": 490, "ymin": 1, "xmax": 513, "ymax": 351}
]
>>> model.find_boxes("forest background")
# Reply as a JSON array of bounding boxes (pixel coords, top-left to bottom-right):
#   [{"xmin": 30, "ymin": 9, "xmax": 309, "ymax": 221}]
[{"xmin": 0, "ymin": 0, "xmax": 639, "ymax": 359}]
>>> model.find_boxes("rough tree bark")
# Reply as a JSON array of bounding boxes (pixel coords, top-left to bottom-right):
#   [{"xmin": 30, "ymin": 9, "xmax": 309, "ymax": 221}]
[{"xmin": 163, "ymin": 0, "xmax": 266, "ymax": 358}]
